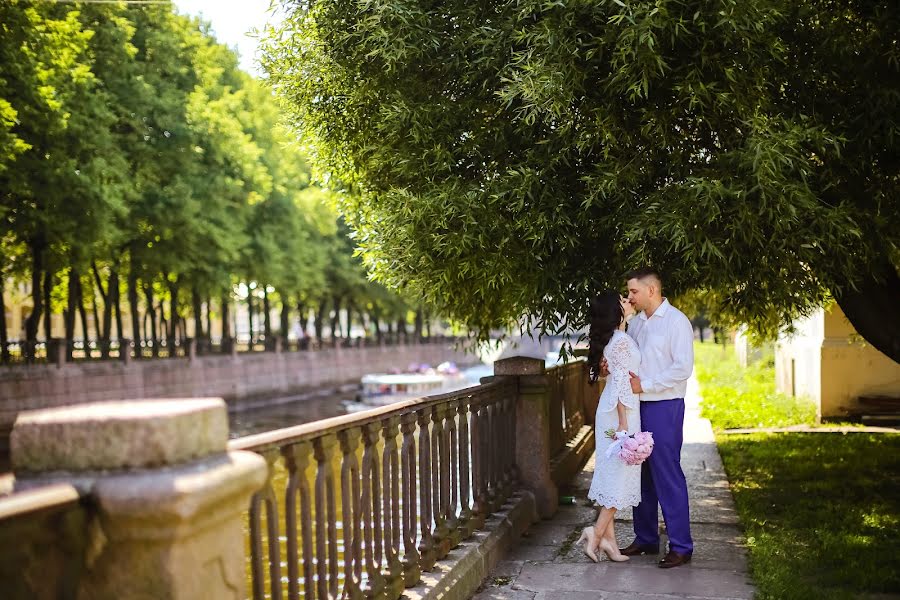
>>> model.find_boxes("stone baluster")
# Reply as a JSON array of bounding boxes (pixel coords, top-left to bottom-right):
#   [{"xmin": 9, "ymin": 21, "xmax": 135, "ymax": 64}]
[
  {"xmin": 469, "ymin": 396, "xmax": 488, "ymax": 530},
  {"xmin": 312, "ymin": 434, "xmax": 339, "ymax": 599},
  {"xmin": 398, "ymin": 412, "xmax": 421, "ymax": 586},
  {"xmin": 249, "ymin": 449, "xmax": 283, "ymax": 600},
  {"xmin": 430, "ymin": 404, "xmax": 451, "ymax": 557},
  {"xmin": 360, "ymin": 423, "xmax": 385, "ymax": 598},
  {"xmin": 380, "ymin": 416, "xmax": 404, "ymax": 597},
  {"xmin": 456, "ymin": 397, "xmax": 475, "ymax": 537},
  {"xmin": 416, "ymin": 408, "xmax": 436, "ymax": 571},
  {"xmin": 284, "ymin": 441, "xmax": 315, "ymax": 600},
  {"xmin": 445, "ymin": 399, "xmax": 462, "ymax": 548},
  {"xmin": 338, "ymin": 429, "xmax": 363, "ymax": 598}
]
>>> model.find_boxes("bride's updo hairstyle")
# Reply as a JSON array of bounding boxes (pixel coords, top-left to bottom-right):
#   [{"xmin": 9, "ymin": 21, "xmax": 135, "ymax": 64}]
[{"xmin": 587, "ymin": 289, "xmax": 625, "ymax": 384}]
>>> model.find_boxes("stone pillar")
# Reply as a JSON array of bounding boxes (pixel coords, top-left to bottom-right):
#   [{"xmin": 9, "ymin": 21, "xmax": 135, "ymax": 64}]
[
  {"xmin": 492, "ymin": 357, "xmax": 558, "ymax": 519},
  {"xmin": 10, "ymin": 398, "xmax": 267, "ymax": 600},
  {"xmin": 120, "ymin": 338, "xmax": 131, "ymax": 364},
  {"xmin": 47, "ymin": 337, "xmax": 66, "ymax": 368}
]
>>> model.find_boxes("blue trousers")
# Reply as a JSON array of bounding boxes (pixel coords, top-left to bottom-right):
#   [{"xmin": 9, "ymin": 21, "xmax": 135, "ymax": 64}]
[{"xmin": 634, "ymin": 398, "xmax": 694, "ymax": 554}]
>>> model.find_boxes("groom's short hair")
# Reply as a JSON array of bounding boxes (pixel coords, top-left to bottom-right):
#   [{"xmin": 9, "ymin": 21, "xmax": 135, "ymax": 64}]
[{"xmin": 626, "ymin": 267, "xmax": 662, "ymax": 290}]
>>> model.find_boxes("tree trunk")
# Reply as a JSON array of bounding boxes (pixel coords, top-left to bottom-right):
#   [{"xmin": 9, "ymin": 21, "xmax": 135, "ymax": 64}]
[
  {"xmin": 330, "ymin": 295, "xmax": 341, "ymax": 340},
  {"xmin": 396, "ymin": 317, "xmax": 407, "ymax": 342},
  {"xmin": 128, "ymin": 268, "xmax": 141, "ymax": 358},
  {"xmin": 143, "ymin": 282, "xmax": 158, "ymax": 357},
  {"xmin": 834, "ymin": 259, "xmax": 900, "ymax": 363},
  {"xmin": 191, "ymin": 286, "xmax": 203, "ymax": 341},
  {"xmin": 296, "ymin": 301, "xmax": 307, "ymax": 338},
  {"xmin": 91, "ymin": 261, "xmax": 111, "ymax": 358},
  {"xmin": 221, "ymin": 292, "xmax": 231, "ymax": 340},
  {"xmin": 413, "ymin": 308, "xmax": 423, "ymax": 342},
  {"xmin": 42, "ymin": 268, "xmax": 52, "ymax": 341},
  {"xmin": 345, "ymin": 299, "xmax": 355, "ymax": 338},
  {"xmin": 90, "ymin": 290, "xmax": 101, "ymax": 353},
  {"xmin": 314, "ymin": 301, "xmax": 325, "ymax": 341},
  {"xmin": 247, "ymin": 291, "xmax": 255, "ymax": 344},
  {"xmin": 0, "ymin": 276, "xmax": 8, "ymax": 362},
  {"xmin": 372, "ymin": 306, "xmax": 383, "ymax": 342},
  {"xmin": 76, "ymin": 276, "xmax": 90, "ymax": 349},
  {"xmin": 111, "ymin": 266, "xmax": 123, "ymax": 344},
  {"xmin": 167, "ymin": 279, "xmax": 180, "ymax": 349},
  {"xmin": 205, "ymin": 296, "xmax": 212, "ymax": 346},
  {"xmin": 263, "ymin": 286, "xmax": 272, "ymax": 340},
  {"xmin": 24, "ymin": 239, "xmax": 45, "ymax": 353},
  {"xmin": 64, "ymin": 269, "xmax": 78, "ymax": 360},
  {"xmin": 280, "ymin": 300, "xmax": 290, "ymax": 345}
]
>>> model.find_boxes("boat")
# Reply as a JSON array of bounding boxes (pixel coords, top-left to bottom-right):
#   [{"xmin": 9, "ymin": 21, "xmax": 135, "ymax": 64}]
[{"xmin": 343, "ymin": 362, "xmax": 472, "ymax": 412}]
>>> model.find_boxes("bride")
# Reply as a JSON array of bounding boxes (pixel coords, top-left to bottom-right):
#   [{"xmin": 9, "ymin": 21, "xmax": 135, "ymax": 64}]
[{"xmin": 577, "ymin": 289, "xmax": 641, "ymax": 562}]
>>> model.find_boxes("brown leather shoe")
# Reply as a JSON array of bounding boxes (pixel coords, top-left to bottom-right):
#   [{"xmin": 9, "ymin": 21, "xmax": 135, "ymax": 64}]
[
  {"xmin": 620, "ymin": 541, "xmax": 660, "ymax": 556},
  {"xmin": 658, "ymin": 550, "xmax": 692, "ymax": 568}
]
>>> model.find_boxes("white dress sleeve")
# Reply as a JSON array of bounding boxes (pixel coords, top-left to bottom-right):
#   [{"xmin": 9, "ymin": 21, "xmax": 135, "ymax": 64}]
[{"xmin": 601, "ymin": 334, "xmax": 639, "ymax": 412}]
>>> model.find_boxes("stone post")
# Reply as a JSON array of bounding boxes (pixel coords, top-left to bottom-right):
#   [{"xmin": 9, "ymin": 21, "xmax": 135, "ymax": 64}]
[
  {"xmin": 47, "ymin": 337, "xmax": 66, "ymax": 368},
  {"xmin": 120, "ymin": 338, "xmax": 131, "ymax": 364},
  {"xmin": 10, "ymin": 398, "xmax": 267, "ymax": 600},
  {"xmin": 492, "ymin": 357, "xmax": 558, "ymax": 519}
]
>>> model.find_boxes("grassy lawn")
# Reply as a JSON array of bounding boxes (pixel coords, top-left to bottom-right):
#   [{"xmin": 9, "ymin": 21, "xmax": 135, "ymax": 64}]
[
  {"xmin": 717, "ymin": 433, "xmax": 900, "ymax": 599},
  {"xmin": 694, "ymin": 341, "xmax": 817, "ymax": 429},
  {"xmin": 694, "ymin": 342, "xmax": 900, "ymax": 598}
]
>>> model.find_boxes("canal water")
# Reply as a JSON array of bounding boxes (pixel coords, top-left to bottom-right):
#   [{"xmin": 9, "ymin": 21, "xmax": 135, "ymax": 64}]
[{"xmin": 228, "ymin": 364, "xmax": 494, "ymax": 439}]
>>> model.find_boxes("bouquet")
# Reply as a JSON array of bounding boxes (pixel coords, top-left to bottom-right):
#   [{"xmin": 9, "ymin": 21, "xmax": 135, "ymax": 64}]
[{"xmin": 603, "ymin": 429, "xmax": 654, "ymax": 465}]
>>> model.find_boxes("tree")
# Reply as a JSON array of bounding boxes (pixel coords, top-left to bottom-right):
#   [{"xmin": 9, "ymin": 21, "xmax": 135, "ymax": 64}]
[
  {"xmin": 262, "ymin": 0, "xmax": 900, "ymax": 361},
  {"xmin": 0, "ymin": 1, "xmax": 125, "ymax": 353}
]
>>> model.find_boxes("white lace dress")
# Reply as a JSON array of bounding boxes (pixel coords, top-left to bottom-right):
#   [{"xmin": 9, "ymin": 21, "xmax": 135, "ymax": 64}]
[{"xmin": 587, "ymin": 330, "xmax": 642, "ymax": 509}]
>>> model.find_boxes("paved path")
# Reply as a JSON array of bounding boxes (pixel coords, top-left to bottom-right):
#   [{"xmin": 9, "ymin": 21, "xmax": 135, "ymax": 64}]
[{"xmin": 473, "ymin": 375, "xmax": 755, "ymax": 600}]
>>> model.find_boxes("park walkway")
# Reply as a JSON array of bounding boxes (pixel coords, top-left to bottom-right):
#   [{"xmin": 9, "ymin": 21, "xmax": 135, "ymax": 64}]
[{"xmin": 473, "ymin": 375, "xmax": 755, "ymax": 600}]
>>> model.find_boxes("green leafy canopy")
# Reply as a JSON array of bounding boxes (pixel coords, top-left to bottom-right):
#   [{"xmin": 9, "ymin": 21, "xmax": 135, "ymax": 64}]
[{"xmin": 262, "ymin": 0, "xmax": 900, "ymax": 355}]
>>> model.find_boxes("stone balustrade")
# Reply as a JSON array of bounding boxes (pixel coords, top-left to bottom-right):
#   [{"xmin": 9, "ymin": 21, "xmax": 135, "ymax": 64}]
[{"xmin": 0, "ymin": 356, "xmax": 597, "ymax": 599}]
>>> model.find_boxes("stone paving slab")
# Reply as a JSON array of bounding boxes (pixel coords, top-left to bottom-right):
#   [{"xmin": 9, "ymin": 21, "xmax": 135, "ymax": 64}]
[
  {"xmin": 534, "ymin": 592, "xmax": 752, "ymax": 600},
  {"xmin": 473, "ymin": 375, "xmax": 754, "ymax": 600},
  {"xmin": 513, "ymin": 563, "xmax": 754, "ymax": 598}
]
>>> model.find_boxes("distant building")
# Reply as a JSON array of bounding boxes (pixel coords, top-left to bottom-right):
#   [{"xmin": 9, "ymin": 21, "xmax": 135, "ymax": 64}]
[{"xmin": 774, "ymin": 304, "xmax": 900, "ymax": 420}]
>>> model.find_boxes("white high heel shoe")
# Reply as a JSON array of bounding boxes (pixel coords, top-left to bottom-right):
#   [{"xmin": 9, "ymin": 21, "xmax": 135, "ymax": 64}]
[
  {"xmin": 599, "ymin": 538, "xmax": 630, "ymax": 562},
  {"xmin": 576, "ymin": 527, "xmax": 600, "ymax": 562}
]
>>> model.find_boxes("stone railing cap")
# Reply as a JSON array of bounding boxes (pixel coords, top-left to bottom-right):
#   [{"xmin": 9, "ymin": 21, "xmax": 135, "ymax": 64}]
[
  {"xmin": 494, "ymin": 356, "xmax": 546, "ymax": 376},
  {"xmin": 11, "ymin": 398, "xmax": 229, "ymax": 473}
]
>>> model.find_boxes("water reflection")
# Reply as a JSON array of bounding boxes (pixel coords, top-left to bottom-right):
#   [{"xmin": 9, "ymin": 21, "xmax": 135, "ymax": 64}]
[{"xmin": 228, "ymin": 389, "xmax": 356, "ymax": 438}]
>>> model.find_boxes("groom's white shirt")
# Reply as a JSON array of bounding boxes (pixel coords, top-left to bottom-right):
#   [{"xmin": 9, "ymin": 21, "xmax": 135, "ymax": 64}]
[{"xmin": 627, "ymin": 298, "xmax": 694, "ymax": 401}]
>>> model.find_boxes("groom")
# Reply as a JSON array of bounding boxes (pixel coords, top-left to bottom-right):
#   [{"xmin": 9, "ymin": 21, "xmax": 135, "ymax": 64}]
[{"xmin": 618, "ymin": 267, "xmax": 695, "ymax": 568}]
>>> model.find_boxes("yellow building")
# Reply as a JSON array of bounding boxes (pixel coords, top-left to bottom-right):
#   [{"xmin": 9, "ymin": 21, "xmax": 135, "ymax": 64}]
[{"xmin": 775, "ymin": 304, "xmax": 900, "ymax": 420}]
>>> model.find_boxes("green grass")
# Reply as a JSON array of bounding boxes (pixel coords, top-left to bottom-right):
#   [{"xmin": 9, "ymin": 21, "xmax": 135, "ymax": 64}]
[
  {"xmin": 694, "ymin": 342, "xmax": 817, "ymax": 429},
  {"xmin": 717, "ymin": 432, "xmax": 900, "ymax": 599}
]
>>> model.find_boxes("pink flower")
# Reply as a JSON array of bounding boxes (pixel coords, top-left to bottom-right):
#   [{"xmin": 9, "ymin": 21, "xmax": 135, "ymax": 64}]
[{"xmin": 612, "ymin": 430, "xmax": 654, "ymax": 465}]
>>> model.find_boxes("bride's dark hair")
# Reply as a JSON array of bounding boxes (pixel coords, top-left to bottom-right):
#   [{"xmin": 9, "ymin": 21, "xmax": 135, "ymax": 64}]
[{"xmin": 587, "ymin": 289, "xmax": 625, "ymax": 384}]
